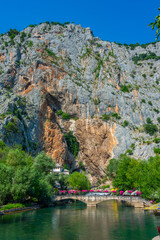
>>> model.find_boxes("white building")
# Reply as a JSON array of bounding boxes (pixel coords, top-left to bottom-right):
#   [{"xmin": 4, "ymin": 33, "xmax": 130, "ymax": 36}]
[
  {"xmin": 63, "ymin": 169, "xmax": 70, "ymax": 175},
  {"xmin": 52, "ymin": 163, "xmax": 64, "ymax": 174}
]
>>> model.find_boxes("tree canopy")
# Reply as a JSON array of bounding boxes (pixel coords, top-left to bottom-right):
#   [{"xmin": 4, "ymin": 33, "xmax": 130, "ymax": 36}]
[
  {"xmin": 106, "ymin": 153, "xmax": 160, "ymax": 201},
  {"xmin": 67, "ymin": 172, "xmax": 91, "ymax": 190},
  {"xmin": 0, "ymin": 143, "xmax": 56, "ymax": 205}
]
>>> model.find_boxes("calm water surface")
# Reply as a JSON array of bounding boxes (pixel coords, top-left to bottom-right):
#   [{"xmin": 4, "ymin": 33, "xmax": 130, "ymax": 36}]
[{"xmin": 0, "ymin": 200, "xmax": 159, "ymax": 240}]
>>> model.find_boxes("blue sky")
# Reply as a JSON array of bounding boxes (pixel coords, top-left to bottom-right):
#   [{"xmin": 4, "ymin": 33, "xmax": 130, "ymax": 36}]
[{"xmin": 0, "ymin": 0, "xmax": 159, "ymax": 44}]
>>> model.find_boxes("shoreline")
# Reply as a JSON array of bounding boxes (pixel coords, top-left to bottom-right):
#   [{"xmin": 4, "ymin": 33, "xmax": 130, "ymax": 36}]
[{"xmin": 0, "ymin": 205, "xmax": 40, "ymax": 215}]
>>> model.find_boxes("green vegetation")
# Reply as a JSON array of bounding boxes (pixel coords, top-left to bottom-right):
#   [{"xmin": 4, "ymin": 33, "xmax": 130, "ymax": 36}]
[
  {"xmin": 106, "ymin": 154, "xmax": 160, "ymax": 200},
  {"xmin": 20, "ymin": 32, "xmax": 27, "ymax": 42},
  {"xmin": 132, "ymin": 52, "xmax": 160, "ymax": 64},
  {"xmin": 122, "ymin": 120, "xmax": 129, "ymax": 127},
  {"xmin": 4, "ymin": 119, "xmax": 19, "ymax": 133},
  {"xmin": 79, "ymin": 161, "xmax": 85, "ymax": 171},
  {"xmin": 148, "ymin": 101, "xmax": 152, "ymax": 106},
  {"xmin": 154, "ymin": 148, "xmax": 160, "ymax": 154},
  {"xmin": 56, "ymin": 110, "xmax": 71, "ymax": 120},
  {"xmin": 143, "ymin": 123, "xmax": 158, "ymax": 135},
  {"xmin": 102, "ymin": 112, "xmax": 121, "ymax": 121},
  {"xmin": 153, "ymin": 138, "xmax": 160, "ymax": 143},
  {"xmin": 106, "ymin": 158, "xmax": 119, "ymax": 179},
  {"xmin": 28, "ymin": 41, "xmax": 33, "ymax": 47},
  {"xmin": 93, "ymin": 55, "xmax": 103, "ymax": 78},
  {"xmin": 120, "ymin": 84, "xmax": 132, "ymax": 93},
  {"xmin": 67, "ymin": 172, "xmax": 90, "ymax": 190},
  {"xmin": 0, "ymin": 203, "xmax": 25, "ymax": 211},
  {"xmin": 157, "ymin": 117, "xmax": 160, "ymax": 123},
  {"xmin": 81, "ymin": 47, "xmax": 92, "ymax": 59},
  {"xmin": 64, "ymin": 131, "xmax": 79, "ymax": 157},
  {"xmin": 153, "ymin": 108, "xmax": 159, "ymax": 113},
  {"xmin": 149, "ymin": 8, "xmax": 160, "ymax": 40},
  {"xmin": 146, "ymin": 117, "xmax": 152, "ymax": 124},
  {"xmin": 142, "ymin": 74, "xmax": 147, "ymax": 79},
  {"xmin": 46, "ymin": 48, "xmax": 57, "ymax": 59},
  {"xmin": 141, "ymin": 99, "xmax": 146, "ymax": 103},
  {"xmin": 0, "ymin": 144, "xmax": 57, "ymax": 206},
  {"xmin": 102, "ymin": 114, "xmax": 110, "ymax": 121},
  {"xmin": 93, "ymin": 98, "xmax": 100, "ymax": 105},
  {"xmin": 7, "ymin": 29, "xmax": 19, "ymax": 45}
]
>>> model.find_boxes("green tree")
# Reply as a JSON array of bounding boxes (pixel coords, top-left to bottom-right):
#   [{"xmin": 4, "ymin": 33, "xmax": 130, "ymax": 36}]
[
  {"xmin": 67, "ymin": 172, "xmax": 91, "ymax": 190},
  {"xmin": 0, "ymin": 164, "xmax": 13, "ymax": 204},
  {"xmin": 106, "ymin": 158, "xmax": 119, "ymax": 179},
  {"xmin": 33, "ymin": 151, "xmax": 55, "ymax": 174},
  {"xmin": 149, "ymin": 8, "xmax": 160, "ymax": 40}
]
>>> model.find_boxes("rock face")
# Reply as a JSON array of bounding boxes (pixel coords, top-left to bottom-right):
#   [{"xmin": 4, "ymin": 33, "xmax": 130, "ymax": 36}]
[{"xmin": 0, "ymin": 23, "xmax": 160, "ymax": 183}]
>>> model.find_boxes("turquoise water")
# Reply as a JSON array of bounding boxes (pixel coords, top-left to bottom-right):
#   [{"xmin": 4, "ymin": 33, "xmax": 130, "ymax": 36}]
[{"xmin": 0, "ymin": 200, "xmax": 159, "ymax": 240}]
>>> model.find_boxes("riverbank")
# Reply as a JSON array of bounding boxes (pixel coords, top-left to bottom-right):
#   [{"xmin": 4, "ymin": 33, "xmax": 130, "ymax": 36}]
[{"xmin": 0, "ymin": 205, "xmax": 40, "ymax": 215}]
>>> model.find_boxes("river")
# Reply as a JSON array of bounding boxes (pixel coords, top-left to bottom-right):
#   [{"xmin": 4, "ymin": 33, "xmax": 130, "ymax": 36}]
[{"xmin": 0, "ymin": 200, "xmax": 159, "ymax": 240}]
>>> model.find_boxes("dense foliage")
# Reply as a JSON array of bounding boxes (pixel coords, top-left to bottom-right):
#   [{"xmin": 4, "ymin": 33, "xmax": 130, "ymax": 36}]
[
  {"xmin": 64, "ymin": 131, "xmax": 79, "ymax": 157},
  {"xmin": 106, "ymin": 154, "xmax": 160, "ymax": 200},
  {"xmin": 67, "ymin": 172, "xmax": 91, "ymax": 190},
  {"xmin": 132, "ymin": 52, "xmax": 160, "ymax": 64},
  {"xmin": 0, "ymin": 143, "xmax": 56, "ymax": 206}
]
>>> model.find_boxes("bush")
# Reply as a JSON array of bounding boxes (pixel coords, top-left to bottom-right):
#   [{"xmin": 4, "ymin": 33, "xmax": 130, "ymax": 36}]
[
  {"xmin": 111, "ymin": 113, "xmax": 121, "ymax": 119},
  {"xmin": 153, "ymin": 138, "xmax": 160, "ymax": 143},
  {"xmin": 61, "ymin": 113, "xmax": 70, "ymax": 120},
  {"xmin": 56, "ymin": 110, "xmax": 63, "ymax": 115},
  {"xmin": 142, "ymin": 74, "xmax": 147, "ymax": 79},
  {"xmin": 56, "ymin": 110, "xmax": 70, "ymax": 120},
  {"xmin": 148, "ymin": 101, "xmax": 152, "ymax": 106},
  {"xmin": 141, "ymin": 99, "xmax": 146, "ymax": 103},
  {"xmin": 143, "ymin": 124, "xmax": 158, "ymax": 135},
  {"xmin": 154, "ymin": 148, "xmax": 160, "ymax": 154},
  {"xmin": 4, "ymin": 121, "xmax": 19, "ymax": 133},
  {"xmin": 102, "ymin": 114, "xmax": 110, "ymax": 121},
  {"xmin": 20, "ymin": 32, "xmax": 27, "ymax": 42},
  {"xmin": 121, "ymin": 84, "xmax": 132, "ymax": 93},
  {"xmin": 122, "ymin": 120, "xmax": 129, "ymax": 127},
  {"xmin": 153, "ymin": 108, "xmax": 159, "ymax": 113},
  {"xmin": 157, "ymin": 117, "xmax": 160, "ymax": 123},
  {"xmin": 125, "ymin": 149, "xmax": 133, "ymax": 155},
  {"xmin": 146, "ymin": 117, "xmax": 152, "ymax": 124},
  {"xmin": 28, "ymin": 41, "xmax": 33, "ymax": 47},
  {"xmin": 132, "ymin": 52, "xmax": 160, "ymax": 64}
]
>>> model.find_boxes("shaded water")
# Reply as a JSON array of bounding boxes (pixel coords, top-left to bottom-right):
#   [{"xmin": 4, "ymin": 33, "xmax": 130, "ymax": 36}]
[{"xmin": 0, "ymin": 200, "xmax": 159, "ymax": 240}]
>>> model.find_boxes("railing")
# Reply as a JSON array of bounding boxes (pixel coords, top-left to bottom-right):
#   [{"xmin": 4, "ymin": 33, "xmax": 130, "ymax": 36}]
[{"xmin": 54, "ymin": 195, "xmax": 146, "ymax": 203}]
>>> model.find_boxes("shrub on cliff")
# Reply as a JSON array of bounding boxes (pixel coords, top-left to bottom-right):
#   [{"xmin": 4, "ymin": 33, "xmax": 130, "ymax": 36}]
[
  {"xmin": 143, "ymin": 123, "xmax": 158, "ymax": 135},
  {"xmin": 64, "ymin": 131, "xmax": 79, "ymax": 157}
]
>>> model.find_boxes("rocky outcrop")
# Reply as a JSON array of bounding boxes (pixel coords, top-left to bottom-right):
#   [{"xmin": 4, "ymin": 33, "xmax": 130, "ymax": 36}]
[{"xmin": 0, "ymin": 23, "xmax": 160, "ymax": 182}]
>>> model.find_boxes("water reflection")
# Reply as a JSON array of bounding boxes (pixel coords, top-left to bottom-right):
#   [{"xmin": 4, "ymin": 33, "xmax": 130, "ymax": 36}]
[{"xmin": 0, "ymin": 200, "xmax": 159, "ymax": 240}]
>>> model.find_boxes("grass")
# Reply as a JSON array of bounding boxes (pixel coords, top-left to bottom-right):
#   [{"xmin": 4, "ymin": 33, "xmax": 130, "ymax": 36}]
[{"xmin": 0, "ymin": 203, "xmax": 25, "ymax": 211}]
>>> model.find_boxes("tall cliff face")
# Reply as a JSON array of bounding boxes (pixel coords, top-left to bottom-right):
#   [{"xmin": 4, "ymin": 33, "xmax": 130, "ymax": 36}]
[{"xmin": 0, "ymin": 23, "xmax": 160, "ymax": 183}]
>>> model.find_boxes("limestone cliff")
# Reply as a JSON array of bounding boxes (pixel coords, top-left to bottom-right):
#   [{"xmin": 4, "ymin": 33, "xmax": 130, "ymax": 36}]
[{"xmin": 0, "ymin": 23, "xmax": 160, "ymax": 183}]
